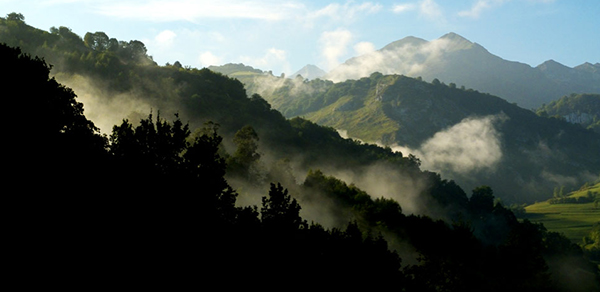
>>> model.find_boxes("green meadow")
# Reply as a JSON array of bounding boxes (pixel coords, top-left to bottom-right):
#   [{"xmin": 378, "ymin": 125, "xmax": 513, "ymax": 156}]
[{"xmin": 523, "ymin": 183, "xmax": 600, "ymax": 244}]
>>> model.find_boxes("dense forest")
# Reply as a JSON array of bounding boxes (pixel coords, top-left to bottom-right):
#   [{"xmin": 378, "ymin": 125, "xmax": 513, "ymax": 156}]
[{"xmin": 3, "ymin": 13, "xmax": 599, "ymax": 290}]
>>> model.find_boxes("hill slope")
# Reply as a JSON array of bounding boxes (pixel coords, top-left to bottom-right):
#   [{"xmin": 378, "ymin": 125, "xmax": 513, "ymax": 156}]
[
  {"xmin": 234, "ymin": 71, "xmax": 600, "ymax": 203},
  {"xmin": 4, "ymin": 16, "xmax": 600, "ymax": 291},
  {"xmin": 524, "ymin": 183, "xmax": 600, "ymax": 243},
  {"xmin": 536, "ymin": 93, "xmax": 600, "ymax": 134}
]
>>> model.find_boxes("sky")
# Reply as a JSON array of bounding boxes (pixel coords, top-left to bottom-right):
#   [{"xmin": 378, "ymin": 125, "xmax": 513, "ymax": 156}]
[{"xmin": 1, "ymin": 0, "xmax": 599, "ymax": 75}]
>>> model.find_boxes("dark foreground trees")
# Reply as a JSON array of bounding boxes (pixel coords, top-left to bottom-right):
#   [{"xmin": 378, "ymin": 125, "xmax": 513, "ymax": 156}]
[{"xmin": 4, "ymin": 42, "xmax": 598, "ymax": 290}]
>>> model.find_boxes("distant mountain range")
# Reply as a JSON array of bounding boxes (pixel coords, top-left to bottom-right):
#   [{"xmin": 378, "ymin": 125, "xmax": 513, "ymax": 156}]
[
  {"xmin": 212, "ymin": 33, "xmax": 598, "ymax": 110},
  {"xmin": 173, "ymin": 34, "xmax": 600, "ymax": 203},
  {"xmin": 325, "ymin": 32, "xmax": 600, "ymax": 109}
]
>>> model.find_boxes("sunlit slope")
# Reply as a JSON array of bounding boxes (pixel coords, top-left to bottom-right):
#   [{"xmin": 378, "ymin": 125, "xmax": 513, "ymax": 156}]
[
  {"xmin": 261, "ymin": 72, "xmax": 600, "ymax": 204},
  {"xmin": 524, "ymin": 183, "xmax": 600, "ymax": 243}
]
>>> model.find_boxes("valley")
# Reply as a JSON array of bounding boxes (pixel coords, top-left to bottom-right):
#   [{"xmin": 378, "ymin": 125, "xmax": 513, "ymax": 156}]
[{"xmin": 2, "ymin": 10, "xmax": 599, "ymax": 290}]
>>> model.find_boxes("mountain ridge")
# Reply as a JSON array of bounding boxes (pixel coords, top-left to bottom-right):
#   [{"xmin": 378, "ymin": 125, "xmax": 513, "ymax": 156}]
[{"xmin": 325, "ymin": 32, "xmax": 600, "ymax": 109}]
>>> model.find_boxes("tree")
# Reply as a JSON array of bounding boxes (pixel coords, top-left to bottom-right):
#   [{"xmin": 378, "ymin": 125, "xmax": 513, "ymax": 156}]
[
  {"xmin": 128, "ymin": 40, "xmax": 148, "ymax": 61},
  {"xmin": 227, "ymin": 125, "xmax": 261, "ymax": 178},
  {"xmin": 261, "ymin": 183, "xmax": 306, "ymax": 231},
  {"xmin": 84, "ymin": 31, "xmax": 110, "ymax": 51},
  {"xmin": 6, "ymin": 12, "xmax": 25, "ymax": 22},
  {"xmin": 3, "ymin": 43, "xmax": 107, "ymax": 192}
]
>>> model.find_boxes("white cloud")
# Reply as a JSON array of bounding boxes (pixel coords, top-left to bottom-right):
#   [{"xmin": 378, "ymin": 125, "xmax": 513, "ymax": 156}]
[
  {"xmin": 419, "ymin": 0, "xmax": 444, "ymax": 21},
  {"xmin": 93, "ymin": 0, "xmax": 303, "ymax": 22},
  {"xmin": 41, "ymin": 0, "xmax": 92, "ymax": 5},
  {"xmin": 392, "ymin": 0, "xmax": 446, "ymax": 23},
  {"xmin": 319, "ymin": 29, "xmax": 353, "ymax": 70},
  {"xmin": 325, "ymin": 36, "xmax": 454, "ymax": 82},
  {"xmin": 240, "ymin": 48, "xmax": 291, "ymax": 74},
  {"xmin": 198, "ymin": 51, "xmax": 222, "ymax": 67},
  {"xmin": 392, "ymin": 114, "xmax": 506, "ymax": 174},
  {"xmin": 392, "ymin": 3, "xmax": 417, "ymax": 13},
  {"xmin": 154, "ymin": 30, "xmax": 176, "ymax": 48},
  {"xmin": 457, "ymin": 0, "xmax": 553, "ymax": 19},
  {"xmin": 354, "ymin": 41, "xmax": 376, "ymax": 55},
  {"xmin": 310, "ymin": 1, "xmax": 382, "ymax": 20},
  {"xmin": 458, "ymin": 0, "xmax": 507, "ymax": 19}
]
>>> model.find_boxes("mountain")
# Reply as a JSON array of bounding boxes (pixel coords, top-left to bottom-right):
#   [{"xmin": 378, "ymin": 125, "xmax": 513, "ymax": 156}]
[
  {"xmin": 326, "ymin": 32, "xmax": 600, "ymax": 109},
  {"xmin": 537, "ymin": 60, "xmax": 600, "ymax": 95},
  {"xmin": 291, "ymin": 64, "xmax": 326, "ymax": 80}
]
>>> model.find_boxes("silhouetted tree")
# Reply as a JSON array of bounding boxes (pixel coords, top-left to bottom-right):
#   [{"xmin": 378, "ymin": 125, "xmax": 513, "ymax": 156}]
[{"xmin": 261, "ymin": 183, "xmax": 306, "ymax": 231}]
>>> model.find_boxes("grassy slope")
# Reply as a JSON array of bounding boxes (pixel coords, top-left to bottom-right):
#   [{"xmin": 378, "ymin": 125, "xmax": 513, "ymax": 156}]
[
  {"xmin": 523, "ymin": 183, "xmax": 600, "ymax": 243},
  {"xmin": 304, "ymin": 94, "xmax": 400, "ymax": 143}
]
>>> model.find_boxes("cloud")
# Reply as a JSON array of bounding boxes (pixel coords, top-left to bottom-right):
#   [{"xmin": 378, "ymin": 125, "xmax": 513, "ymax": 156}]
[
  {"xmin": 319, "ymin": 29, "xmax": 353, "ymax": 70},
  {"xmin": 309, "ymin": 1, "xmax": 382, "ymax": 21},
  {"xmin": 458, "ymin": 0, "xmax": 507, "ymax": 19},
  {"xmin": 458, "ymin": 0, "xmax": 554, "ymax": 19},
  {"xmin": 419, "ymin": 0, "xmax": 444, "ymax": 21},
  {"xmin": 92, "ymin": 0, "xmax": 303, "ymax": 22},
  {"xmin": 392, "ymin": 0, "xmax": 445, "ymax": 24},
  {"xmin": 325, "ymin": 36, "xmax": 453, "ymax": 82},
  {"xmin": 392, "ymin": 3, "xmax": 417, "ymax": 13},
  {"xmin": 240, "ymin": 47, "xmax": 291, "ymax": 74},
  {"xmin": 354, "ymin": 41, "xmax": 376, "ymax": 55},
  {"xmin": 392, "ymin": 114, "xmax": 507, "ymax": 174},
  {"xmin": 154, "ymin": 30, "xmax": 176, "ymax": 48},
  {"xmin": 41, "ymin": 0, "xmax": 92, "ymax": 5},
  {"xmin": 198, "ymin": 51, "xmax": 222, "ymax": 67},
  {"xmin": 89, "ymin": 0, "xmax": 384, "ymax": 26}
]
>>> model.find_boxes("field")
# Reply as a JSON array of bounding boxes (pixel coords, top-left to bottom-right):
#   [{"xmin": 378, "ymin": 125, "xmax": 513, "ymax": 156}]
[{"xmin": 522, "ymin": 183, "xmax": 600, "ymax": 244}]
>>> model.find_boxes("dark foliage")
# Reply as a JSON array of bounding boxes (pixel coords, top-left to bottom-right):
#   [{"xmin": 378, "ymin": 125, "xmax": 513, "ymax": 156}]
[{"xmin": 3, "ymin": 17, "xmax": 599, "ymax": 290}]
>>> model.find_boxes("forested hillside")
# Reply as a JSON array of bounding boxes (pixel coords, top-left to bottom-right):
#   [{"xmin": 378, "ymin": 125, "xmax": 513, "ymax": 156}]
[
  {"xmin": 3, "ymin": 13, "xmax": 599, "ymax": 290},
  {"xmin": 536, "ymin": 93, "xmax": 600, "ymax": 134},
  {"xmin": 210, "ymin": 64, "xmax": 600, "ymax": 204},
  {"xmin": 5, "ymin": 40, "xmax": 599, "ymax": 291}
]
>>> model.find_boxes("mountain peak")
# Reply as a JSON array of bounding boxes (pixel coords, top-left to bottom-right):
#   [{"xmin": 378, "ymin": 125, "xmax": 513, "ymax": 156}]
[
  {"xmin": 437, "ymin": 32, "xmax": 476, "ymax": 52},
  {"xmin": 380, "ymin": 36, "xmax": 428, "ymax": 51},
  {"xmin": 291, "ymin": 64, "xmax": 326, "ymax": 80},
  {"xmin": 537, "ymin": 59, "xmax": 571, "ymax": 71},
  {"xmin": 574, "ymin": 62, "xmax": 600, "ymax": 74},
  {"xmin": 439, "ymin": 32, "xmax": 472, "ymax": 43}
]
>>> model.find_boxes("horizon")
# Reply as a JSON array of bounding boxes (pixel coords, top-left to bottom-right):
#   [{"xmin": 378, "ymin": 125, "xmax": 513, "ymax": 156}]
[{"xmin": 1, "ymin": 0, "xmax": 599, "ymax": 76}]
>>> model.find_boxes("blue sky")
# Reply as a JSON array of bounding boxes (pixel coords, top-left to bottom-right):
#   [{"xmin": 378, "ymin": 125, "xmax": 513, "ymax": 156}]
[{"xmin": 2, "ymin": 0, "xmax": 598, "ymax": 75}]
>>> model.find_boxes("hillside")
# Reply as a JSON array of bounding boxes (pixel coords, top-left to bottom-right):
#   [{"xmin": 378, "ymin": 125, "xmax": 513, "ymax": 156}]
[
  {"xmin": 326, "ymin": 33, "xmax": 600, "ymax": 109},
  {"xmin": 4, "ymin": 14, "xmax": 600, "ymax": 291},
  {"xmin": 524, "ymin": 183, "xmax": 600, "ymax": 244},
  {"xmin": 227, "ymin": 70, "xmax": 600, "ymax": 203},
  {"xmin": 536, "ymin": 93, "xmax": 600, "ymax": 134}
]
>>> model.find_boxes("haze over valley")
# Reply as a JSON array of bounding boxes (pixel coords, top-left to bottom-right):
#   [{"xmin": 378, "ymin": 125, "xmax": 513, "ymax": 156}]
[{"xmin": 2, "ymin": 1, "xmax": 599, "ymax": 289}]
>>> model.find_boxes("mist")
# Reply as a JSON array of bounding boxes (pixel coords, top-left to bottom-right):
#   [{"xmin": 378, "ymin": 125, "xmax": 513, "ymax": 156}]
[
  {"xmin": 392, "ymin": 114, "xmax": 506, "ymax": 175},
  {"xmin": 55, "ymin": 73, "xmax": 152, "ymax": 134},
  {"xmin": 325, "ymin": 37, "xmax": 454, "ymax": 82}
]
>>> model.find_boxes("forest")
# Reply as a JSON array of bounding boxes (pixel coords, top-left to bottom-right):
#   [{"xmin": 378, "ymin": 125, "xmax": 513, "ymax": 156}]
[{"xmin": 2, "ymin": 13, "xmax": 599, "ymax": 291}]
